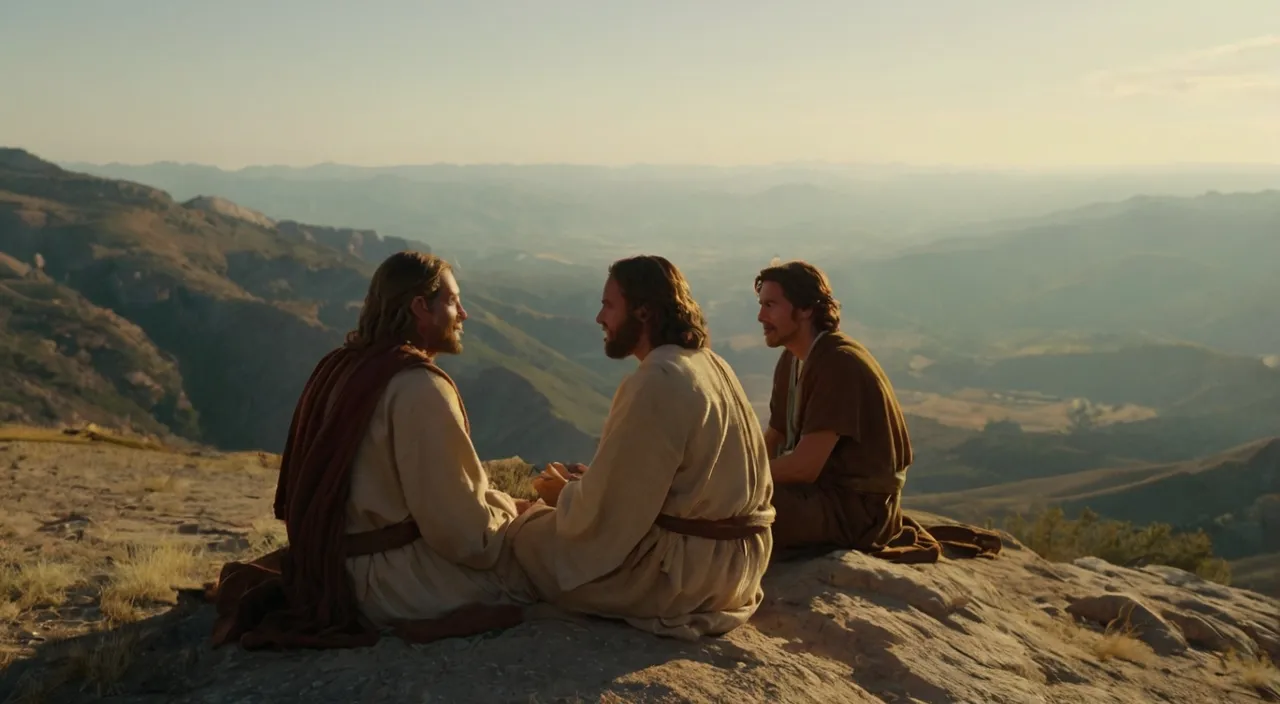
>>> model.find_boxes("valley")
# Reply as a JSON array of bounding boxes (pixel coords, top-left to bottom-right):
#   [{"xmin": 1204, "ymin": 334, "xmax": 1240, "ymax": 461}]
[{"xmin": 2, "ymin": 146, "xmax": 1277, "ymax": 594}]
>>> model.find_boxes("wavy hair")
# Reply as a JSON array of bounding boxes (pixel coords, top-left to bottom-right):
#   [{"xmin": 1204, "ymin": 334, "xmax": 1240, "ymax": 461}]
[
  {"xmin": 754, "ymin": 260, "xmax": 841, "ymax": 333},
  {"xmin": 345, "ymin": 251, "xmax": 452, "ymax": 349},
  {"xmin": 608, "ymin": 255, "xmax": 709, "ymax": 350}
]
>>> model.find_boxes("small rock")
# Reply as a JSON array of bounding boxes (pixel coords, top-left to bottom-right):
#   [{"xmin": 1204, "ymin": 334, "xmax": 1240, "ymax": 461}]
[
  {"xmin": 208, "ymin": 536, "xmax": 252, "ymax": 552},
  {"xmin": 1066, "ymin": 593, "xmax": 1188, "ymax": 656},
  {"xmin": 178, "ymin": 523, "xmax": 201, "ymax": 535},
  {"xmin": 1162, "ymin": 609, "xmax": 1257, "ymax": 656}
]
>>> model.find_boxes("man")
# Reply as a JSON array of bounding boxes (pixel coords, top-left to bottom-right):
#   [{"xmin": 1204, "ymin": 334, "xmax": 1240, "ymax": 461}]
[
  {"xmin": 755, "ymin": 259, "xmax": 917, "ymax": 557},
  {"xmin": 504, "ymin": 255, "xmax": 775, "ymax": 640},
  {"xmin": 209, "ymin": 251, "xmax": 530, "ymax": 649}
]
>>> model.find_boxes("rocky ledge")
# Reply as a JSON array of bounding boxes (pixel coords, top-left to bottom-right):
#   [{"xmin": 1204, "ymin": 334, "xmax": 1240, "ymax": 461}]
[{"xmin": 3, "ymin": 515, "xmax": 1277, "ymax": 703}]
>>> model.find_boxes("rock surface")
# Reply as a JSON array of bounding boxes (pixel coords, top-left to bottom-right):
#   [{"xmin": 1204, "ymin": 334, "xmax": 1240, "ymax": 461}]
[{"xmin": 4, "ymin": 516, "xmax": 1277, "ymax": 703}]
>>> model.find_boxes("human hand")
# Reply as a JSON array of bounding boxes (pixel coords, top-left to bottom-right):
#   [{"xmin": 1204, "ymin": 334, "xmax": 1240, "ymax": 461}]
[
  {"xmin": 565, "ymin": 462, "xmax": 589, "ymax": 480},
  {"xmin": 532, "ymin": 463, "xmax": 570, "ymax": 507},
  {"xmin": 514, "ymin": 498, "xmax": 542, "ymax": 516}
]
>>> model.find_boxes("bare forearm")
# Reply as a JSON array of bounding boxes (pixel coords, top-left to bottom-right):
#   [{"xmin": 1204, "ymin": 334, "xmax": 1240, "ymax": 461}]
[
  {"xmin": 770, "ymin": 452, "xmax": 819, "ymax": 485},
  {"xmin": 764, "ymin": 427, "xmax": 783, "ymax": 460}
]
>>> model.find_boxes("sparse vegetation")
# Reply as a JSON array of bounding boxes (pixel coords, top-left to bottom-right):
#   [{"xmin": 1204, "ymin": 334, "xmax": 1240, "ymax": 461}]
[
  {"xmin": 997, "ymin": 507, "xmax": 1232, "ymax": 584},
  {"xmin": 484, "ymin": 456, "xmax": 538, "ymax": 500},
  {"xmin": 98, "ymin": 542, "xmax": 202, "ymax": 623}
]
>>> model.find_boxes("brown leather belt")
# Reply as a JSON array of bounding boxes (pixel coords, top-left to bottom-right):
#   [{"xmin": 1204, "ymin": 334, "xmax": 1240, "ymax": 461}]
[
  {"xmin": 654, "ymin": 511, "xmax": 773, "ymax": 540},
  {"xmin": 344, "ymin": 520, "xmax": 422, "ymax": 557},
  {"xmin": 345, "ymin": 509, "xmax": 773, "ymax": 556}
]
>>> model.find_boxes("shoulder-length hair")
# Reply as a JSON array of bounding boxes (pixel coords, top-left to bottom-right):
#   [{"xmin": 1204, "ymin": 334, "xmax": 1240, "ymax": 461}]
[
  {"xmin": 608, "ymin": 255, "xmax": 709, "ymax": 350},
  {"xmin": 754, "ymin": 260, "xmax": 841, "ymax": 333},
  {"xmin": 345, "ymin": 251, "xmax": 452, "ymax": 349}
]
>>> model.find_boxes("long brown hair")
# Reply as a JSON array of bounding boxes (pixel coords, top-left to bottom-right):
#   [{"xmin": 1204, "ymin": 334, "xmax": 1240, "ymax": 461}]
[
  {"xmin": 345, "ymin": 251, "xmax": 452, "ymax": 349},
  {"xmin": 754, "ymin": 260, "xmax": 841, "ymax": 333},
  {"xmin": 608, "ymin": 255, "xmax": 709, "ymax": 350}
]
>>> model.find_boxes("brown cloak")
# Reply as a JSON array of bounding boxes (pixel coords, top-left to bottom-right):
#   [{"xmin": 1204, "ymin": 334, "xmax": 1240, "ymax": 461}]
[{"xmin": 207, "ymin": 341, "xmax": 520, "ymax": 650}]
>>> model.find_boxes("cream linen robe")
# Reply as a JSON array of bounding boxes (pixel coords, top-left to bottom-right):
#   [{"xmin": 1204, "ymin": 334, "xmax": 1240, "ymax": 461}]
[
  {"xmin": 343, "ymin": 368, "xmax": 531, "ymax": 624},
  {"xmin": 503, "ymin": 344, "xmax": 775, "ymax": 640}
]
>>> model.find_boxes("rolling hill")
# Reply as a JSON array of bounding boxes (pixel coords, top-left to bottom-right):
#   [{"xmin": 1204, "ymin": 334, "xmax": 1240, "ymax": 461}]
[
  {"xmin": 0, "ymin": 147, "xmax": 609, "ymax": 462},
  {"xmin": 907, "ymin": 436, "xmax": 1280, "ymax": 561},
  {"xmin": 837, "ymin": 191, "xmax": 1280, "ymax": 356}
]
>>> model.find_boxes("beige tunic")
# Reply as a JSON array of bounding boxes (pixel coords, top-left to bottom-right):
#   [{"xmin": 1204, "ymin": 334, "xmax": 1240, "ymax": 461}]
[
  {"xmin": 343, "ymin": 368, "xmax": 530, "ymax": 624},
  {"xmin": 503, "ymin": 345, "xmax": 775, "ymax": 640}
]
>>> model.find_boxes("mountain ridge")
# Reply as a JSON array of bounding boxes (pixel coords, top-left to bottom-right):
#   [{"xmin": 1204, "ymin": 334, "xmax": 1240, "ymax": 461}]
[{"xmin": 0, "ymin": 147, "xmax": 609, "ymax": 462}]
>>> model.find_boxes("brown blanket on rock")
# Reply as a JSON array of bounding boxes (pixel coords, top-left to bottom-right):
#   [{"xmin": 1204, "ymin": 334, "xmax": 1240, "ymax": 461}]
[
  {"xmin": 206, "ymin": 341, "xmax": 521, "ymax": 650},
  {"xmin": 865, "ymin": 513, "xmax": 1004, "ymax": 564}
]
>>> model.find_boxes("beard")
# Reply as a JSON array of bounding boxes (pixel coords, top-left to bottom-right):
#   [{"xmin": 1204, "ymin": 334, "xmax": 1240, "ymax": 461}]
[
  {"xmin": 604, "ymin": 314, "xmax": 644, "ymax": 359},
  {"xmin": 424, "ymin": 319, "xmax": 464, "ymax": 355}
]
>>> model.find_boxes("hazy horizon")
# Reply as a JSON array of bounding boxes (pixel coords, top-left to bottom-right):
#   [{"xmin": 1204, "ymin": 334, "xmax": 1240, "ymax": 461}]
[{"xmin": 3, "ymin": 1, "xmax": 1277, "ymax": 169}]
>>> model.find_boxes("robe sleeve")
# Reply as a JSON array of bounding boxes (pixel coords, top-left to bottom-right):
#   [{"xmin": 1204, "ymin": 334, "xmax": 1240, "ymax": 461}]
[
  {"xmin": 388, "ymin": 370, "xmax": 518, "ymax": 570},
  {"xmin": 548, "ymin": 363, "xmax": 691, "ymax": 591},
  {"xmin": 767, "ymin": 352, "xmax": 790, "ymax": 436},
  {"xmin": 799, "ymin": 351, "xmax": 864, "ymax": 442}
]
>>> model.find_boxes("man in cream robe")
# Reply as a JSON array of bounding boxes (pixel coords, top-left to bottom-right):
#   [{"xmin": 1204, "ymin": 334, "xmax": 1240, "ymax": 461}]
[
  {"xmin": 345, "ymin": 366, "xmax": 532, "ymax": 624},
  {"xmin": 334, "ymin": 253, "xmax": 531, "ymax": 626},
  {"xmin": 503, "ymin": 255, "xmax": 775, "ymax": 640}
]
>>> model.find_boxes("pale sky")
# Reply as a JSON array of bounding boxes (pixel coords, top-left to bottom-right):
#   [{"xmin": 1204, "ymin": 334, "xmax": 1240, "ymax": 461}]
[{"xmin": 1, "ymin": 0, "xmax": 1277, "ymax": 168}]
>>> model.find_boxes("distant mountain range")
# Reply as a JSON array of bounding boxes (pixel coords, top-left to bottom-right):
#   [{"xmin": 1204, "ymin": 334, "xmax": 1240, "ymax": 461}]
[
  {"xmin": 6, "ymin": 146, "xmax": 1278, "ymax": 574},
  {"xmin": 0, "ymin": 147, "xmax": 608, "ymax": 463}
]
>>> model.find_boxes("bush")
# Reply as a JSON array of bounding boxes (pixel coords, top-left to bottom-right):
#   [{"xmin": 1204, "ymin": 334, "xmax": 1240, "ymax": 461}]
[
  {"xmin": 997, "ymin": 507, "xmax": 1231, "ymax": 584},
  {"xmin": 483, "ymin": 457, "xmax": 538, "ymax": 500}
]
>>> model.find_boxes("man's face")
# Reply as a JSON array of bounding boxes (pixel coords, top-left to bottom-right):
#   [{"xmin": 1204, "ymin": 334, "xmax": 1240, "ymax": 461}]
[
  {"xmin": 596, "ymin": 276, "xmax": 644, "ymax": 359},
  {"xmin": 757, "ymin": 280, "xmax": 805, "ymax": 349},
  {"xmin": 413, "ymin": 270, "xmax": 468, "ymax": 355}
]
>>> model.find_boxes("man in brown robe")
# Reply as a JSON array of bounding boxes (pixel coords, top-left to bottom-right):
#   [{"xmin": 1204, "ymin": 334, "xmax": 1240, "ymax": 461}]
[
  {"xmin": 503, "ymin": 255, "xmax": 775, "ymax": 639},
  {"xmin": 208, "ymin": 251, "xmax": 531, "ymax": 649},
  {"xmin": 755, "ymin": 260, "xmax": 1001, "ymax": 563}
]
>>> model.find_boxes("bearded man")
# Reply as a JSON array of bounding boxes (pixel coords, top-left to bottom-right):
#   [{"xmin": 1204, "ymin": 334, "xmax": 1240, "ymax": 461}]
[
  {"xmin": 504, "ymin": 255, "xmax": 775, "ymax": 640},
  {"xmin": 209, "ymin": 251, "xmax": 531, "ymax": 650},
  {"xmin": 755, "ymin": 260, "xmax": 1002, "ymax": 564}
]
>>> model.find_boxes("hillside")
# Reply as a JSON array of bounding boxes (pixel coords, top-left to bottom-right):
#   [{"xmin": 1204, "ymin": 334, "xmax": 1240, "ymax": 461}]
[
  {"xmin": 0, "ymin": 148, "xmax": 608, "ymax": 462},
  {"xmin": 907, "ymin": 437, "xmax": 1280, "ymax": 561},
  {"xmin": 0, "ymin": 434, "xmax": 1276, "ymax": 702},
  {"xmin": 0, "ymin": 255, "xmax": 198, "ymax": 440},
  {"xmin": 837, "ymin": 191, "xmax": 1280, "ymax": 356}
]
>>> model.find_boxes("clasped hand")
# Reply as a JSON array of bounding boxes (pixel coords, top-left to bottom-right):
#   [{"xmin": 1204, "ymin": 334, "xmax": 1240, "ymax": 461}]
[{"xmin": 530, "ymin": 461, "xmax": 588, "ymax": 508}]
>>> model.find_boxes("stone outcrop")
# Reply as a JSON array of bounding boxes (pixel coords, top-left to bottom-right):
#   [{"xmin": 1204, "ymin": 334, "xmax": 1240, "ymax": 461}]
[{"xmin": 6, "ymin": 514, "xmax": 1275, "ymax": 703}]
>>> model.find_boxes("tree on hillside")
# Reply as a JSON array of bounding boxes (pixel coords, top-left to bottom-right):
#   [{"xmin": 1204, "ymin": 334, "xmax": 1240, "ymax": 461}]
[
  {"xmin": 998, "ymin": 506, "xmax": 1231, "ymax": 584},
  {"xmin": 1066, "ymin": 398, "xmax": 1105, "ymax": 433}
]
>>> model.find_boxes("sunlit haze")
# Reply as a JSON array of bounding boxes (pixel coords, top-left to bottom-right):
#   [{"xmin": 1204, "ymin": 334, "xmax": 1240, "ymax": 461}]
[{"xmin": 2, "ymin": 0, "xmax": 1277, "ymax": 168}]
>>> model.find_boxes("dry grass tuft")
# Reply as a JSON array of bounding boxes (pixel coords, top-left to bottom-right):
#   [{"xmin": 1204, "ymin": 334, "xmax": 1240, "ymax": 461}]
[
  {"xmin": 484, "ymin": 456, "xmax": 538, "ymax": 500},
  {"xmin": 1227, "ymin": 651, "xmax": 1280, "ymax": 696},
  {"xmin": 248, "ymin": 516, "xmax": 287, "ymax": 555},
  {"xmin": 0, "ymin": 559, "xmax": 83, "ymax": 612},
  {"xmin": 99, "ymin": 542, "xmax": 201, "ymax": 622},
  {"xmin": 1093, "ymin": 631, "xmax": 1156, "ymax": 665},
  {"xmin": 1088, "ymin": 602, "xmax": 1158, "ymax": 666}
]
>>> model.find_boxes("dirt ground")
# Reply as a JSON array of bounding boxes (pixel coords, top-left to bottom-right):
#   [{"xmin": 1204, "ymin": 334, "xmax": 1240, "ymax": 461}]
[{"xmin": 1, "ymin": 429, "xmax": 1277, "ymax": 704}]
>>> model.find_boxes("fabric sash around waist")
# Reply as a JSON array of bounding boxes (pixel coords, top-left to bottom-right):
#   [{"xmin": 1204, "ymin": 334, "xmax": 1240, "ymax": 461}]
[
  {"xmin": 653, "ymin": 511, "xmax": 773, "ymax": 540},
  {"xmin": 345, "ymin": 509, "xmax": 774, "ymax": 555},
  {"xmin": 344, "ymin": 519, "xmax": 422, "ymax": 557}
]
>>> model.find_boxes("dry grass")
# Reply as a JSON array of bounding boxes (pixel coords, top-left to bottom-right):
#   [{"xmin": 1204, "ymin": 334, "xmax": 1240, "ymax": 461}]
[
  {"xmin": 0, "ymin": 560, "xmax": 83, "ymax": 612},
  {"xmin": 1093, "ymin": 631, "xmax": 1157, "ymax": 665},
  {"xmin": 1228, "ymin": 651, "xmax": 1280, "ymax": 697},
  {"xmin": 0, "ymin": 423, "xmax": 172, "ymax": 453},
  {"xmin": 247, "ymin": 516, "xmax": 288, "ymax": 554},
  {"xmin": 1092, "ymin": 605, "xmax": 1157, "ymax": 666},
  {"xmin": 485, "ymin": 456, "xmax": 538, "ymax": 500},
  {"xmin": 98, "ymin": 542, "xmax": 202, "ymax": 623}
]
